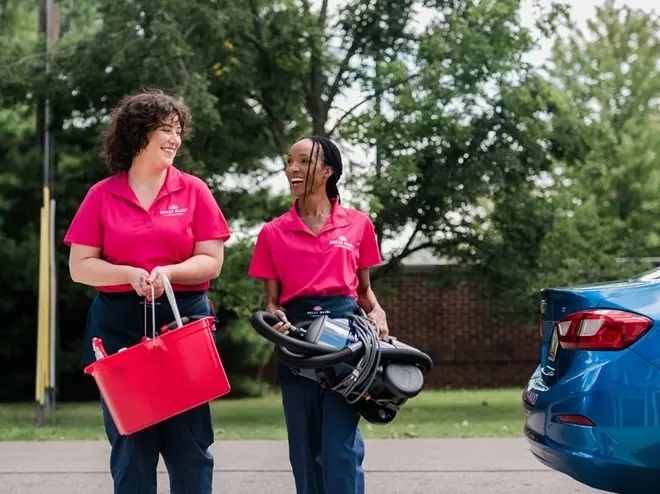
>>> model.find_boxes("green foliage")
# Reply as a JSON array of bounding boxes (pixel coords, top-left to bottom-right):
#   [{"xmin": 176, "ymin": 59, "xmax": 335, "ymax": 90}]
[
  {"xmin": 549, "ymin": 0, "xmax": 660, "ymax": 254},
  {"xmin": 211, "ymin": 240, "xmax": 267, "ymax": 320},
  {"xmin": 208, "ymin": 240, "xmax": 275, "ymax": 396},
  {"xmin": 341, "ymin": 0, "xmax": 586, "ymax": 277},
  {"xmin": 458, "ymin": 0, "xmax": 660, "ymax": 322},
  {"xmin": 3, "ymin": 0, "xmax": 656, "ymax": 400},
  {"xmin": 466, "ymin": 172, "xmax": 651, "ymax": 323}
]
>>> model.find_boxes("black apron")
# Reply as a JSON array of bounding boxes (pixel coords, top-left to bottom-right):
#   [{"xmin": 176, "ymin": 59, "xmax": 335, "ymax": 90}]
[
  {"xmin": 282, "ymin": 295, "xmax": 359, "ymax": 325},
  {"xmin": 277, "ymin": 295, "xmax": 360, "ymax": 383}
]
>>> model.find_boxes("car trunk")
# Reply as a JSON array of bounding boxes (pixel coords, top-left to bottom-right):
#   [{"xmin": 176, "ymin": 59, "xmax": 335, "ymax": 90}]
[{"xmin": 537, "ymin": 281, "xmax": 642, "ymax": 386}]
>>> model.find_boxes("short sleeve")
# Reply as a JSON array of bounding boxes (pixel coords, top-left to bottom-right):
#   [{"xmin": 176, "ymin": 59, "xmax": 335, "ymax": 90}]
[
  {"xmin": 358, "ymin": 216, "xmax": 382, "ymax": 269},
  {"xmin": 63, "ymin": 187, "xmax": 103, "ymax": 248},
  {"xmin": 193, "ymin": 180, "xmax": 231, "ymax": 242},
  {"xmin": 247, "ymin": 226, "xmax": 279, "ymax": 280}
]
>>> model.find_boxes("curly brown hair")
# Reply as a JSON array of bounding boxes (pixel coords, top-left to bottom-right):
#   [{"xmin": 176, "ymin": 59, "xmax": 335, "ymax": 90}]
[{"xmin": 101, "ymin": 89, "xmax": 192, "ymax": 174}]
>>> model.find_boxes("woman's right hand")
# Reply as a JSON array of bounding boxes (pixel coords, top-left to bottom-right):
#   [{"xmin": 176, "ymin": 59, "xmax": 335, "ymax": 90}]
[
  {"xmin": 125, "ymin": 266, "xmax": 150, "ymax": 297},
  {"xmin": 266, "ymin": 304, "xmax": 292, "ymax": 334}
]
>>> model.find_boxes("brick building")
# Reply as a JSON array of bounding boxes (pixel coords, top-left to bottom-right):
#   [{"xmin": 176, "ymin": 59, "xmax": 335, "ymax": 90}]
[
  {"xmin": 373, "ymin": 265, "xmax": 539, "ymax": 389},
  {"xmin": 261, "ymin": 263, "xmax": 541, "ymax": 389}
]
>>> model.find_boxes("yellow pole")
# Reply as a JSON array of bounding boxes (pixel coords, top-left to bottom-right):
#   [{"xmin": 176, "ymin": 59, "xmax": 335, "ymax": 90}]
[
  {"xmin": 36, "ymin": 206, "xmax": 45, "ymax": 408},
  {"xmin": 35, "ymin": 187, "xmax": 50, "ymax": 419},
  {"xmin": 37, "ymin": 0, "xmax": 59, "ymax": 421},
  {"xmin": 42, "ymin": 188, "xmax": 51, "ymax": 405}
]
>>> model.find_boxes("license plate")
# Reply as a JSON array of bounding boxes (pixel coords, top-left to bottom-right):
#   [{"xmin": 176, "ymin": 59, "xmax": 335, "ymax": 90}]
[{"xmin": 548, "ymin": 328, "xmax": 559, "ymax": 362}]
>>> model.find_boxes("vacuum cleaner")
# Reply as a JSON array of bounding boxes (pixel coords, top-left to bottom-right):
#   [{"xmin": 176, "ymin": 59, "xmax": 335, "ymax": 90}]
[{"xmin": 250, "ymin": 310, "xmax": 434, "ymax": 424}]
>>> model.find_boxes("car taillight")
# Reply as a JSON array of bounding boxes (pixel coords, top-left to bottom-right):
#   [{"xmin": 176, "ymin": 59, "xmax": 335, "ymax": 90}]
[
  {"xmin": 556, "ymin": 309, "xmax": 653, "ymax": 350},
  {"xmin": 556, "ymin": 414, "xmax": 595, "ymax": 427}
]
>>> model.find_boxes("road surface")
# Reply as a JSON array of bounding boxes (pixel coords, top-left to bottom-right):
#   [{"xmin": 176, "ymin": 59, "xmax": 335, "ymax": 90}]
[{"xmin": 0, "ymin": 438, "xmax": 607, "ymax": 493}]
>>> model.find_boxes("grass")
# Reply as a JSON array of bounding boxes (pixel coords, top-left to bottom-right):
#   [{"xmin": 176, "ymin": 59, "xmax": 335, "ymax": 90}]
[{"xmin": 0, "ymin": 389, "xmax": 526, "ymax": 441}]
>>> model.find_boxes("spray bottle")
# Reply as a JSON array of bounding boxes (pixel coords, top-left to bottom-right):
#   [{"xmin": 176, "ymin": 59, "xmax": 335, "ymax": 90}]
[{"xmin": 92, "ymin": 337, "xmax": 108, "ymax": 360}]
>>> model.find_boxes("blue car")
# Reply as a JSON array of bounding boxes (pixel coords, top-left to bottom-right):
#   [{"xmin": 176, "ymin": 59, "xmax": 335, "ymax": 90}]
[{"xmin": 523, "ymin": 269, "xmax": 660, "ymax": 493}]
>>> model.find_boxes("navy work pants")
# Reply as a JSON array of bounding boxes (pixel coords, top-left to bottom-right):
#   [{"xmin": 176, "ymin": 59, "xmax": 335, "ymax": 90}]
[
  {"xmin": 84, "ymin": 291, "xmax": 216, "ymax": 494},
  {"xmin": 279, "ymin": 296, "xmax": 366, "ymax": 494}
]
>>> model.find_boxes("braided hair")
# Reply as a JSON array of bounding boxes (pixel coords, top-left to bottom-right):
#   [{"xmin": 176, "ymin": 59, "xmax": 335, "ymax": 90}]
[{"xmin": 298, "ymin": 135, "xmax": 343, "ymax": 203}]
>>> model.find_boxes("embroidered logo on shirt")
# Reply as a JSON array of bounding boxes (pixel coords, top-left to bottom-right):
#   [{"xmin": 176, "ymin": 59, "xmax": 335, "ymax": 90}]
[
  {"xmin": 160, "ymin": 204, "xmax": 188, "ymax": 216},
  {"xmin": 329, "ymin": 235, "xmax": 354, "ymax": 250}
]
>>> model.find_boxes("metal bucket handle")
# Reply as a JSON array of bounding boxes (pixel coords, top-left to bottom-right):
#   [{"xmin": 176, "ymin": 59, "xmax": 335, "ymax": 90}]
[{"xmin": 143, "ymin": 275, "xmax": 183, "ymax": 339}]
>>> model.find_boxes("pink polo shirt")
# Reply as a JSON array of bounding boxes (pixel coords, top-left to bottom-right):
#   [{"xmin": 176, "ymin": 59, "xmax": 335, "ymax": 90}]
[
  {"xmin": 247, "ymin": 200, "xmax": 382, "ymax": 305},
  {"xmin": 64, "ymin": 166, "xmax": 231, "ymax": 293}
]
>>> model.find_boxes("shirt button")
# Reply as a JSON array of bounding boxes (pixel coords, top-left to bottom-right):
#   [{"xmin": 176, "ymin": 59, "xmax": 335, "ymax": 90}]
[{"xmin": 145, "ymin": 221, "xmax": 153, "ymax": 228}]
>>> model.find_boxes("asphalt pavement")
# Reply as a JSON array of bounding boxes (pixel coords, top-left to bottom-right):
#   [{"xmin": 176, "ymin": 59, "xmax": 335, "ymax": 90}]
[{"xmin": 0, "ymin": 438, "xmax": 608, "ymax": 493}]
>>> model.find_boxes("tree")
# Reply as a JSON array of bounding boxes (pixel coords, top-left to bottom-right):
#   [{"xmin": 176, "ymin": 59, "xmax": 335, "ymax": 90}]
[
  {"xmin": 465, "ymin": 0, "xmax": 660, "ymax": 322},
  {"xmin": 0, "ymin": 0, "xmax": 588, "ymax": 399},
  {"xmin": 0, "ymin": 0, "xmax": 50, "ymax": 401},
  {"xmin": 336, "ymin": 0, "xmax": 586, "ymax": 277},
  {"xmin": 548, "ymin": 0, "xmax": 660, "ymax": 254}
]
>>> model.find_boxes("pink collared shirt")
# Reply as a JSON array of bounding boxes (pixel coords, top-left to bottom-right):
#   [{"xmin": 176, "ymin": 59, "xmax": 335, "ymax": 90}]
[
  {"xmin": 64, "ymin": 166, "xmax": 231, "ymax": 293},
  {"xmin": 247, "ymin": 200, "xmax": 382, "ymax": 305}
]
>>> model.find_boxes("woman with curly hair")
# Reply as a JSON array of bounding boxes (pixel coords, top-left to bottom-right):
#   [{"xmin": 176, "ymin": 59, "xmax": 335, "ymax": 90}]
[{"xmin": 63, "ymin": 89, "xmax": 231, "ymax": 494}]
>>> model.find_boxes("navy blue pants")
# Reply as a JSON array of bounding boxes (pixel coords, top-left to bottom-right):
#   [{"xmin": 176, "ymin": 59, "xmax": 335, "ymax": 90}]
[
  {"xmin": 279, "ymin": 296, "xmax": 366, "ymax": 494},
  {"xmin": 85, "ymin": 291, "xmax": 216, "ymax": 494}
]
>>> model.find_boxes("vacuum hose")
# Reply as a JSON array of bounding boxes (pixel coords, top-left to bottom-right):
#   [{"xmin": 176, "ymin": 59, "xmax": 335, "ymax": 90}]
[
  {"xmin": 250, "ymin": 310, "xmax": 433, "ymax": 405},
  {"xmin": 251, "ymin": 311, "xmax": 340, "ymax": 355}
]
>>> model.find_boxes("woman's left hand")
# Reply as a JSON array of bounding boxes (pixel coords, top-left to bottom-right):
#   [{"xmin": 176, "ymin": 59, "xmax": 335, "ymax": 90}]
[
  {"xmin": 368, "ymin": 306, "xmax": 389, "ymax": 341},
  {"xmin": 144, "ymin": 266, "xmax": 173, "ymax": 300}
]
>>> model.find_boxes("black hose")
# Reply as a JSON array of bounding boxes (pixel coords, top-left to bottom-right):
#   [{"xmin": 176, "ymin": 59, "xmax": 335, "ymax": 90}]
[
  {"xmin": 250, "ymin": 311, "xmax": 340, "ymax": 355},
  {"xmin": 275, "ymin": 345, "xmax": 359, "ymax": 368},
  {"xmin": 250, "ymin": 310, "xmax": 433, "ymax": 374},
  {"xmin": 274, "ymin": 339, "xmax": 432, "ymax": 374}
]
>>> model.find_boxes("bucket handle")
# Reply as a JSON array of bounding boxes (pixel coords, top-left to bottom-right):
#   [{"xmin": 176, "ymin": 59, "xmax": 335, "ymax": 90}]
[
  {"xmin": 143, "ymin": 274, "xmax": 183, "ymax": 340},
  {"xmin": 162, "ymin": 275, "xmax": 183, "ymax": 328}
]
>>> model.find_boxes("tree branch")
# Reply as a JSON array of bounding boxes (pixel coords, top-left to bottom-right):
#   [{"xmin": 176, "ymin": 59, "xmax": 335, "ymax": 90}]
[
  {"xmin": 327, "ymin": 70, "xmax": 421, "ymax": 137},
  {"xmin": 371, "ymin": 219, "xmax": 423, "ymax": 282},
  {"xmin": 259, "ymin": 98, "xmax": 288, "ymax": 167},
  {"xmin": 182, "ymin": 23, "xmax": 197, "ymax": 41},
  {"xmin": 307, "ymin": 38, "xmax": 325, "ymax": 134},
  {"xmin": 370, "ymin": 234, "xmax": 471, "ymax": 283},
  {"xmin": 372, "ymin": 241, "xmax": 436, "ymax": 283},
  {"xmin": 304, "ymin": 0, "xmax": 332, "ymax": 134},
  {"xmin": 324, "ymin": 36, "xmax": 362, "ymax": 117},
  {"xmin": 394, "ymin": 241, "xmax": 436, "ymax": 263},
  {"xmin": 245, "ymin": 0, "xmax": 287, "ymax": 167},
  {"xmin": 0, "ymin": 0, "xmax": 10, "ymax": 27},
  {"xmin": 398, "ymin": 220, "xmax": 422, "ymax": 261},
  {"xmin": 319, "ymin": 0, "xmax": 329, "ymax": 25},
  {"xmin": 248, "ymin": 0, "xmax": 266, "ymax": 44},
  {"xmin": 255, "ymin": 166, "xmax": 285, "ymax": 188},
  {"xmin": 245, "ymin": 92, "xmax": 287, "ymax": 168},
  {"xmin": 239, "ymin": 31, "xmax": 267, "ymax": 55}
]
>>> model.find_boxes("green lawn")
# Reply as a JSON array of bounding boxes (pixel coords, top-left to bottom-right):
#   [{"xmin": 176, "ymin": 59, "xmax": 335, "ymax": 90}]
[{"xmin": 0, "ymin": 389, "xmax": 526, "ymax": 441}]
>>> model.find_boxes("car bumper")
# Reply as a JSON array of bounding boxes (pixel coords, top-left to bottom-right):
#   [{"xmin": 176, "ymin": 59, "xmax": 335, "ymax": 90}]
[
  {"xmin": 526, "ymin": 427, "xmax": 660, "ymax": 493},
  {"xmin": 523, "ymin": 350, "xmax": 660, "ymax": 493}
]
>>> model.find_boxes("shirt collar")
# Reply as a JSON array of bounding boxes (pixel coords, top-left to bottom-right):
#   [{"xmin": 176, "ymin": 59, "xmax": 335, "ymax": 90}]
[
  {"xmin": 280, "ymin": 198, "xmax": 350, "ymax": 233},
  {"xmin": 105, "ymin": 166, "xmax": 185, "ymax": 204}
]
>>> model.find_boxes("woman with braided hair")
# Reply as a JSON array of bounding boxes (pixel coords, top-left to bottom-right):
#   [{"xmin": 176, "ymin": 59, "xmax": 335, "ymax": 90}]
[{"xmin": 248, "ymin": 135, "xmax": 389, "ymax": 494}]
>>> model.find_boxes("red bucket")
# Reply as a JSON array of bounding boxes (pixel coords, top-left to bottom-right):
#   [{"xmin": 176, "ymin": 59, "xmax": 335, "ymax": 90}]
[{"xmin": 84, "ymin": 279, "xmax": 231, "ymax": 435}]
